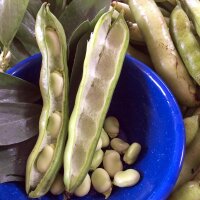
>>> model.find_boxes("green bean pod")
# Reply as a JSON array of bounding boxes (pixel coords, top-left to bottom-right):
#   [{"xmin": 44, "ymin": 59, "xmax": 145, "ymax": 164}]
[
  {"xmin": 26, "ymin": 3, "xmax": 69, "ymax": 198},
  {"xmin": 111, "ymin": 1, "xmax": 135, "ymax": 22},
  {"xmin": 170, "ymin": 5, "xmax": 200, "ymax": 86},
  {"xmin": 169, "ymin": 181, "xmax": 200, "ymax": 200},
  {"xmin": 64, "ymin": 11, "xmax": 129, "ymax": 193},
  {"xmin": 180, "ymin": 0, "xmax": 200, "ymax": 38},
  {"xmin": 184, "ymin": 115, "xmax": 199, "ymax": 147},
  {"xmin": 175, "ymin": 129, "xmax": 200, "ymax": 188},
  {"xmin": 127, "ymin": 45, "xmax": 153, "ymax": 68},
  {"xmin": 127, "ymin": 21, "xmax": 145, "ymax": 45},
  {"xmin": 129, "ymin": 0, "xmax": 199, "ymax": 107}
]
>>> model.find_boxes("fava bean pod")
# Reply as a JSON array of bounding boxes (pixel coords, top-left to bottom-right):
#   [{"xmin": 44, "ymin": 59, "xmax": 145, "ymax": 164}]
[
  {"xmin": 26, "ymin": 3, "xmax": 69, "ymax": 198},
  {"xmin": 63, "ymin": 11, "xmax": 129, "ymax": 193}
]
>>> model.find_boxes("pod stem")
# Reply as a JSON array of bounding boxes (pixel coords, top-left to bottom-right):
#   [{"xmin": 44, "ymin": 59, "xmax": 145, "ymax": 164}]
[
  {"xmin": 63, "ymin": 192, "xmax": 72, "ymax": 200},
  {"xmin": 0, "ymin": 46, "xmax": 10, "ymax": 72}
]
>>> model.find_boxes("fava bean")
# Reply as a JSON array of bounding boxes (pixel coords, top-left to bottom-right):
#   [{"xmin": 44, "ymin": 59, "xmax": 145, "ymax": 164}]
[
  {"xmin": 36, "ymin": 145, "xmax": 54, "ymax": 173},
  {"xmin": 100, "ymin": 129, "xmax": 110, "ymax": 148},
  {"xmin": 50, "ymin": 173, "xmax": 65, "ymax": 195},
  {"xmin": 110, "ymin": 138, "xmax": 129, "ymax": 154},
  {"xmin": 74, "ymin": 174, "xmax": 91, "ymax": 197},
  {"xmin": 90, "ymin": 149, "xmax": 104, "ymax": 171},
  {"xmin": 96, "ymin": 138, "xmax": 102, "ymax": 151},
  {"xmin": 50, "ymin": 72, "xmax": 64, "ymax": 98},
  {"xmin": 91, "ymin": 168, "xmax": 112, "ymax": 194},
  {"xmin": 47, "ymin": 112, "xmax": 62, "ymax": 139},
  {"xmin": 103, "ymin": 150, "xmax": 123, "ymax": 177},
  {"xmin": 103, "ymin": 116, "xmax": 119, "ymax": 139},
  {"xmin": 113, "ymin": 169, "xmax": 140, "ymax": 187},
  {"xmin": 123, "ymin": 143, "xmax": 141, "ymax": 165}
]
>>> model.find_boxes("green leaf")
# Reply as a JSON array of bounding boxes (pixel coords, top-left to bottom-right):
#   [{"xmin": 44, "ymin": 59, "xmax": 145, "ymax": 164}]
[
  {"xmin": 68, "ymin": 21, "xmax": 91, "ymax": 53},
  {"xmin": 0, "ymin": 136, "xmax": 37, "ymax": 183},
  {"xmin": 0, "ymin": 0, "xmax": 29, "ymax": 47},
  {"xmin": 0, "ymin": 73, "xmax": 40, "ymax": 103},
  {"xmin": 9, "ymin": 38, "xmax": 30, "ymax": 67},
  {"xmin": 0, "ymin": 102, "xmax": 41, "ymax": 146},
  {"xmin": 69, "ymin": 31, "xmax": 90, "ymax": 112},
  {"xmin": 45, "ymin": 0, "xmax": 67, "ymax": 17},
  {"xmin": 90, "ymin": 6, "xmax": 109, "ymax": 27},
  {"xmin": 16, "ymin": 11, "xmax": 39, "ymax": 55},
  {"xmin": 67, "ymin": 6, "xmax": 111, "ymax": 73},
  {"xmin": 27, "ymin": 0, "xmax": 42, "ymax": 19},
  {"xmin": 59, "ymin": 0, "xmax": 111, "ymax": 41},
  {"xmin": 67, "ymin": 21, "xmax": 91, "ymax": 72}
]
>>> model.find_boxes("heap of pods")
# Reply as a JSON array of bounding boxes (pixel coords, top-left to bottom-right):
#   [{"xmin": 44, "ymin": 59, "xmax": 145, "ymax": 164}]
[{"xmin": 115, "ymin": 0, "xmax": 200, "ymax": 199}]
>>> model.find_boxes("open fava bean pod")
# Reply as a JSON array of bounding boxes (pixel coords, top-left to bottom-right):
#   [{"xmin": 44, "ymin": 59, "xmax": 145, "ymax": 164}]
[
  {"xmin": 64, "ymin": 10, "xmax": 129, "ymax": 193},
  {"xmin": 25, "ymin": 3, "xmax": 69, "ymax": 198}
]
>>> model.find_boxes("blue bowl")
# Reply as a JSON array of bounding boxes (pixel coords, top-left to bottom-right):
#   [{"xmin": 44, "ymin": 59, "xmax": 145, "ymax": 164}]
[{"xmin": 3, "ymin": 54, "xmax": 185, "ymax": 200}]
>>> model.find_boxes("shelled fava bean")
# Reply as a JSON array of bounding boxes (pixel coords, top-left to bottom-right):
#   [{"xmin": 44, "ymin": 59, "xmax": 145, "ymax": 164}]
[
  {"xmin": 74, "ymin": 174, "xmax": 91, "ymax": 197},
  {"xmin": 75, "ymin": 116, "xmax": 141, "ymax": 198},
  {"xmin": 103, "ymin": 150, "xmax": 123, "ymax": 177},
  {"xmin": 50, "ymin": 173, "xmax": 65, "ymax": 195}
]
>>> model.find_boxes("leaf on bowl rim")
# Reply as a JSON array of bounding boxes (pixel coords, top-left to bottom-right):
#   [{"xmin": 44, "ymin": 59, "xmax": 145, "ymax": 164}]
[
  {"xmin": 0, "ymin": 102, "xmax": 41, "ymax": 146},
  {"xmin": 27, "ymin": 0, "xmax": 43, "ymax": 19},
  {"xmin": 69, "ymin": 31, "xmax": 90, "ymax": 113},
  {"xmin": 0, "ymin": 136, "xmax": 38, "ymax": 183},
  {"xmin": 0, "ymin": 0, "xmax": 29, "ymax": 48},
  {"xmin": 59, "ymin": 0, "xmax": 111, "ymax": 42},
  {"xmin": 16, "ymin": 11, "xmax": 39, "ymax": 56},
  {"xmin": 0, "ymin": 73, "xmax": 41, "ymax": 103},
  {"xmin": 9, "ymin": 38, "xmax": 31, "ymax": 68}
]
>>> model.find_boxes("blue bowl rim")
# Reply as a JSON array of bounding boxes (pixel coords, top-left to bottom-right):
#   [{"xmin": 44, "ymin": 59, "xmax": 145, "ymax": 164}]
[
  {"xmin": 6, "ymin": 53, "xmax": 185, "ymax": 200},
  {"xmin": 125, "ymin": 55, "xmax": 185, "ymax": 200}
]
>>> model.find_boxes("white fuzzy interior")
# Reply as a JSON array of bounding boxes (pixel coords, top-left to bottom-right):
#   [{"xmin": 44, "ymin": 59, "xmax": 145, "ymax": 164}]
[{"xmin": 71, "ymin": 17, "xmax": 126, "ymax": 176}]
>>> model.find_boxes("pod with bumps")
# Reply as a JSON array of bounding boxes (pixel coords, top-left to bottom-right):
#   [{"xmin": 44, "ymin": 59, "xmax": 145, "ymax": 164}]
[
  {"xmin": 26, "ymin": 3, "xmax": 69, "ymax": 198},
  {"xmin": 64, "ymin": 10, "xmax": 129, "ymax": 193}
]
